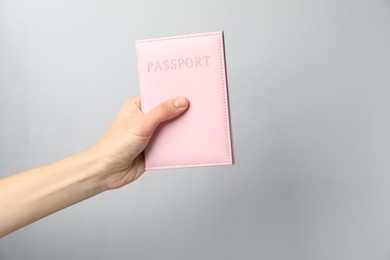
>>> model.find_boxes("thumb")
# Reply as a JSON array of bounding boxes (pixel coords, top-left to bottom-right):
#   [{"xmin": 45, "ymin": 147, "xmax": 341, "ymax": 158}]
[{"xmin": 143, "ymin": 96, "xmax": 189, "ymax": 132}]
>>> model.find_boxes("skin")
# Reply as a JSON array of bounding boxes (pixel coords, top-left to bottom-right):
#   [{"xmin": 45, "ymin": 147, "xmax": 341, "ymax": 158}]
[{"xmin": 0, "ymin": 96, "xmax": 189, "ymax": 237}]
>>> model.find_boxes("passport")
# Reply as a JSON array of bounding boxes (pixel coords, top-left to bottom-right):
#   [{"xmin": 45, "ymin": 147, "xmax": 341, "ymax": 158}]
[{"xmin": 135, "ymin": 31, "xmax": 233, "ymax": 170}]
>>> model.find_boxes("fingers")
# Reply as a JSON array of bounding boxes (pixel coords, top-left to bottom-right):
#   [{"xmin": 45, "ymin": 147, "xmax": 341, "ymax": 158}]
[{"xmin": 143, "ymin": 96, "xmax": 189, "ymax": 132}]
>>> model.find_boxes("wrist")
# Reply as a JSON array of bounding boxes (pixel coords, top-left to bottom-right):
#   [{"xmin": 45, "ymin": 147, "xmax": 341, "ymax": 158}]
[
  {"xmin": 74, "ymin": 148, "xmax": 109, "ymax": 193},
  {"xmin": 81, "ymin": 145, "xmax": 118, "ymax": 192}
]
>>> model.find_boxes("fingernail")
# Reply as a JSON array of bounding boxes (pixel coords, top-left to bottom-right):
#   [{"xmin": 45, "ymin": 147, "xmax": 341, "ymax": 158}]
[{"xmin": 173, "ymin": 97, "xmax": 188, "ymax": 108}]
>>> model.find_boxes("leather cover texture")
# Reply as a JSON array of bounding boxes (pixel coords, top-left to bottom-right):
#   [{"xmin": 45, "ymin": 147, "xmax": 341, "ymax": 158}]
[{"xmin": 135, "ymin": 31, "xmax": 233, "ymax": 169}]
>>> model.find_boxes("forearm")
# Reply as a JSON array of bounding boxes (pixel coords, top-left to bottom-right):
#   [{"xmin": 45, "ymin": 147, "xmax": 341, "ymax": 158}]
[{"xmin": 0, "ymin": 150, "xmax": 107, "ymax": 237}]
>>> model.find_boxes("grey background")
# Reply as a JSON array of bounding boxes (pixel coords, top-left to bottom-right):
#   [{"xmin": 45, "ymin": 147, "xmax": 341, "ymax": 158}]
[{"xmin": 1, "ymin": 0, "xmax": 390, "ymax": 259}]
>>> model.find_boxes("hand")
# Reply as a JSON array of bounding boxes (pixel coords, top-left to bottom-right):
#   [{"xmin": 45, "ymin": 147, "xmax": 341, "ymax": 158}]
[
  {"xmin": 89, "ymin": 96, "xmax": 189, "ymax": 190},
  {"xmin": 0, "ymin": 96, "xmax": 189, "ymax": 237}
]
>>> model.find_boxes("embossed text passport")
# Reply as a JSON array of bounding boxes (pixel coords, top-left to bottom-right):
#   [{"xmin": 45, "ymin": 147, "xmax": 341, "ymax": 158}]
[{"xmin": 135, "ymin": 31, "xmax": 233, "ymax": 169}]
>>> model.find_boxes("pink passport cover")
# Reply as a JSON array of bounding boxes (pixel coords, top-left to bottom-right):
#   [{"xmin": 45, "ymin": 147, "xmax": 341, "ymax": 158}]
[{"xmin": 135, "ymin": 31, "xmax": 233, "ymax": 169}]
